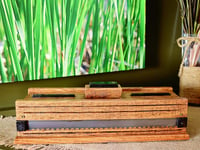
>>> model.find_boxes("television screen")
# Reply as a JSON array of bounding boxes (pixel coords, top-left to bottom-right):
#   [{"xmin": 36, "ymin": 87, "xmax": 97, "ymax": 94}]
[{"xmin": 0, "ymin": 0, "xmax": 146, "ymax": 83}]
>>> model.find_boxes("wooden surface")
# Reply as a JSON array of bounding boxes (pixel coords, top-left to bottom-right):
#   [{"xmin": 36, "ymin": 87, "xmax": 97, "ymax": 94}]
[
  {"xmin": 16, "ymin": 87, "xmax": 188, "ymax": 120},
  {"xmin": 180, "ymin": 67, "xmax": 200, "ymax": 104},
  {"xmin": 28, "ymin": 88, "xmax": 85, "ymax": 95},
  {"xmin": 28, "ymin": 85, "xmax": 123, "ymax": 99},
  {"xmin": 14, "ymin": 133, "xmax": 189, "ymax": 144},
  {"xmin": 16, "ymin": 97, "xmax": 187, "ymax": 120},
  {"xmin": 85, "ymin": 84, "xmax": 122, "ymax": 99},
  {"xmin": 17, "ymin": 126, "xmax": 187, "ymax": 137},
  {"xmin": 15, "ymin": 86, "xmax": 189, "ymax": 144},
  {"xmin": 17, "ymin": 126, "xmax": 185, "ymax": 134}
]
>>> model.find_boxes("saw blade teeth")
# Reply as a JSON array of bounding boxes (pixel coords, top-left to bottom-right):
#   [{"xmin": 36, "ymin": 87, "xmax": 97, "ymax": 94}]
[{"xmin": 26, "ymin": 125, "xmax": 179, "ymax": 132}]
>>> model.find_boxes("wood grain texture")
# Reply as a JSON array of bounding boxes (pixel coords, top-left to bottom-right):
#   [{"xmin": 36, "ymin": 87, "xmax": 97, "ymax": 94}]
[
  {"xmin": 16, "ymin": 105, "xmax": 186, "ymax": 113},
  {"xmin": 15, "ymin": 86, "xmax": 189, "ymax": 143},
  {"xmin": 16, "ymin": 87, "xmax": 188, "ymax": 120},
  {"xmin": 16, "ymin": 110, "xmax": 187, "ymax": 120},
  {"xmin": 28, "ymin": 88, "xmax": 85, "ymax": 95},
  {"xmin": 180, "ymin": 67, "xmax": 200, "ymax": 104},
  {"xmin": 14, "ymin": 133, "xmax": 189, "ymax": 144},
  {"xmin": 17, "ymin": 130, "xmax": 187, "ymax": 137},
  {"xmin": 17, "ymin": 126, "xmax": 186, "ymax": 134},
  {"xmin": 122, "ymin": 87, "xmax": 173, "ymax": 92},
  {"xmin": 85, "ymin": 84, "xmax": 122, "ymax": 99},
  {"xmin": 16, "ymin": 98, "xmax": 187, "ymax": 106}
]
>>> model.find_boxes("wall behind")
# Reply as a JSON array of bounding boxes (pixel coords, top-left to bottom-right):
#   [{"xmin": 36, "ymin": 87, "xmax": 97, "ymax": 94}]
[{"xmin": 0, "ymin": 0, "xmax": 182, "ymax": 116}]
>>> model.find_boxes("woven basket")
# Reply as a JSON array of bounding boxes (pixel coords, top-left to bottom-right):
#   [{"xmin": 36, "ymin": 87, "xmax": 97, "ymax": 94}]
[{"xmin": 179, "ymin": 67, "xmax": 200, "ymax": 104}]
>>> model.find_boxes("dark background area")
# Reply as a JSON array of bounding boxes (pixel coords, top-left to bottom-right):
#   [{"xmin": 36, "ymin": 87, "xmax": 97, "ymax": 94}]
[{"xmin": 0, "ymin": 0, "xmax": 182, "ymax": 116}]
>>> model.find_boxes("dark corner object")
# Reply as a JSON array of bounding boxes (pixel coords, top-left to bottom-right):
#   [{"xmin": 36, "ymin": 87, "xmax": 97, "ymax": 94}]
[
  {"xmin": 32, "ymin": 94, "xmax": 75, "ymax": 98},
  {"xmin": 89, "ymin": 81, "xmax": 118, "ymax": 88},
  {"xmin": 16, "ymin": 121, "xmax": 29, "ymax": 131},
  {"xmin": 176, "ymin": 117, "xmax": 187, "ymax": 128},
  {"xmin": 131, "ymin": 93, "xmax": 171, "ymax": 96}
]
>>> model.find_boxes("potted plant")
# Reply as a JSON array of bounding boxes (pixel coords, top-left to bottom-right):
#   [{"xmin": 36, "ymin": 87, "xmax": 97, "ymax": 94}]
[{"xmin": 177, "ymin": 0, "xmax": 200, "ymax": 105}]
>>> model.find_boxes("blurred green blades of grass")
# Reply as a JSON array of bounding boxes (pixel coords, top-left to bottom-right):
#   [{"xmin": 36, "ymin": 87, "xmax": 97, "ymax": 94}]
[
  {"xmin": 40, "ymin": 0, "xmax": 47, "ymax": 79},
  {"xmin": 12, "ymin": 0, "xmax": 30, "ymax": 78},
  {"xmin": 109, "ymin": 0, "xmax": 125, "ymax": 72},
  {"xmin": 63, "ymin": 0, "xmax": 79, "ymax": 76},
  {"xmin": 67, "ymin": 0, "xmax": 90, "ymax": 76},
  {"xmin": 0, "ymin": 0, "xmax": 23, "ymax": 81},
  {"xmin": 0, "ymin": 13, "xmax": 4, "ymax": 40},
  {"xmin": 34, "ymin": 0, "xmax": 42, "ymax": 79},
  {"xmin": 124, "ymin": 0, "xmax": 132, "ymax": 68},
  {"xmin": 139, "ymin": 0, "xmax": 145, "ymax": 68},
  {"xmin": 26, "ymin": 0, "xmax": 35, "ymax": 79},
  {"xmin": 0, "ymin": 43, "xmax": 8, "ymax": 82},
  {"xmin": 77, "ymin": 2, "xmax": 94, "ymax": 75},
  {"xmin": 46, "ymin": 0, "xmax": 58, "ymax": 78},
  {"xmin": 0, "ymin": 0, "xmax": 146, "ymax": 83},
  {"xmin": 89, "ymin": 0, "xmax": 100, "ymax": 74},
  {"xmin": 104, "ymin": 0, "xmax": 113, "ymax": 72},
  {"xmin": 2, "ymin": 43, "xmax": 12, "ymax": 81},
  {"xmin": 114, "ymin": 0, "xmax": 125, "ymax": 71}
]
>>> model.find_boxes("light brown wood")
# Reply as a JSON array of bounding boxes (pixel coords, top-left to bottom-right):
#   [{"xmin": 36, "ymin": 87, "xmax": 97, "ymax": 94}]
[
  {"xmin": 122, "ymin": 87, "xmax": 173, "ymax": 93},
  {"xmin": 85, "ymin": 84, "xmax": 122, "ymax": 99},
  {"xmin": 18, "ymin": 130, "xmax": 187, "ymax": 137},
  {"xmin": 14, "ymin": 133, "xmax": 189, "ymax": 144},
  {"xmin": 16, "ymin": 97, "xmax": 187, "ymax": 107},
  {"xmin": 16, "ymin": 105, "xmax": 186, "ymax": 113},
  {"xmin": 180, "ymin": 88, "xmax": 200, "ymax": 104},
  {"xmin": 180, "ymin": 67, "xmax": 200, "ymax": 104},
  {"xmin": 28, "ymin": 88, "xmax": 85, "ymax": 95},
  {"xmin": 17, "ymin": 126, "xmax": 186, "ymax": 136},
  {"xmin": 28, "ymin": 87, "xmax": 173, "ymax": 95},
  {"xmin": 16, "ymin": 109, "xmax": 187, "ymax": 120},
  {"xmin": 18, "ymin": 126, "xmax": 185, "ymax": 134},
  {"xmin": 15, "ymin": 86, "xmax": 189, "ymax": 143}
]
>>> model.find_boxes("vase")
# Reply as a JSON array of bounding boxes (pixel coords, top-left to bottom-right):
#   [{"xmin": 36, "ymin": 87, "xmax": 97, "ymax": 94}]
[{"xmin": 178, "ymin": 34, "xmax": 200, "ymax": 105}]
